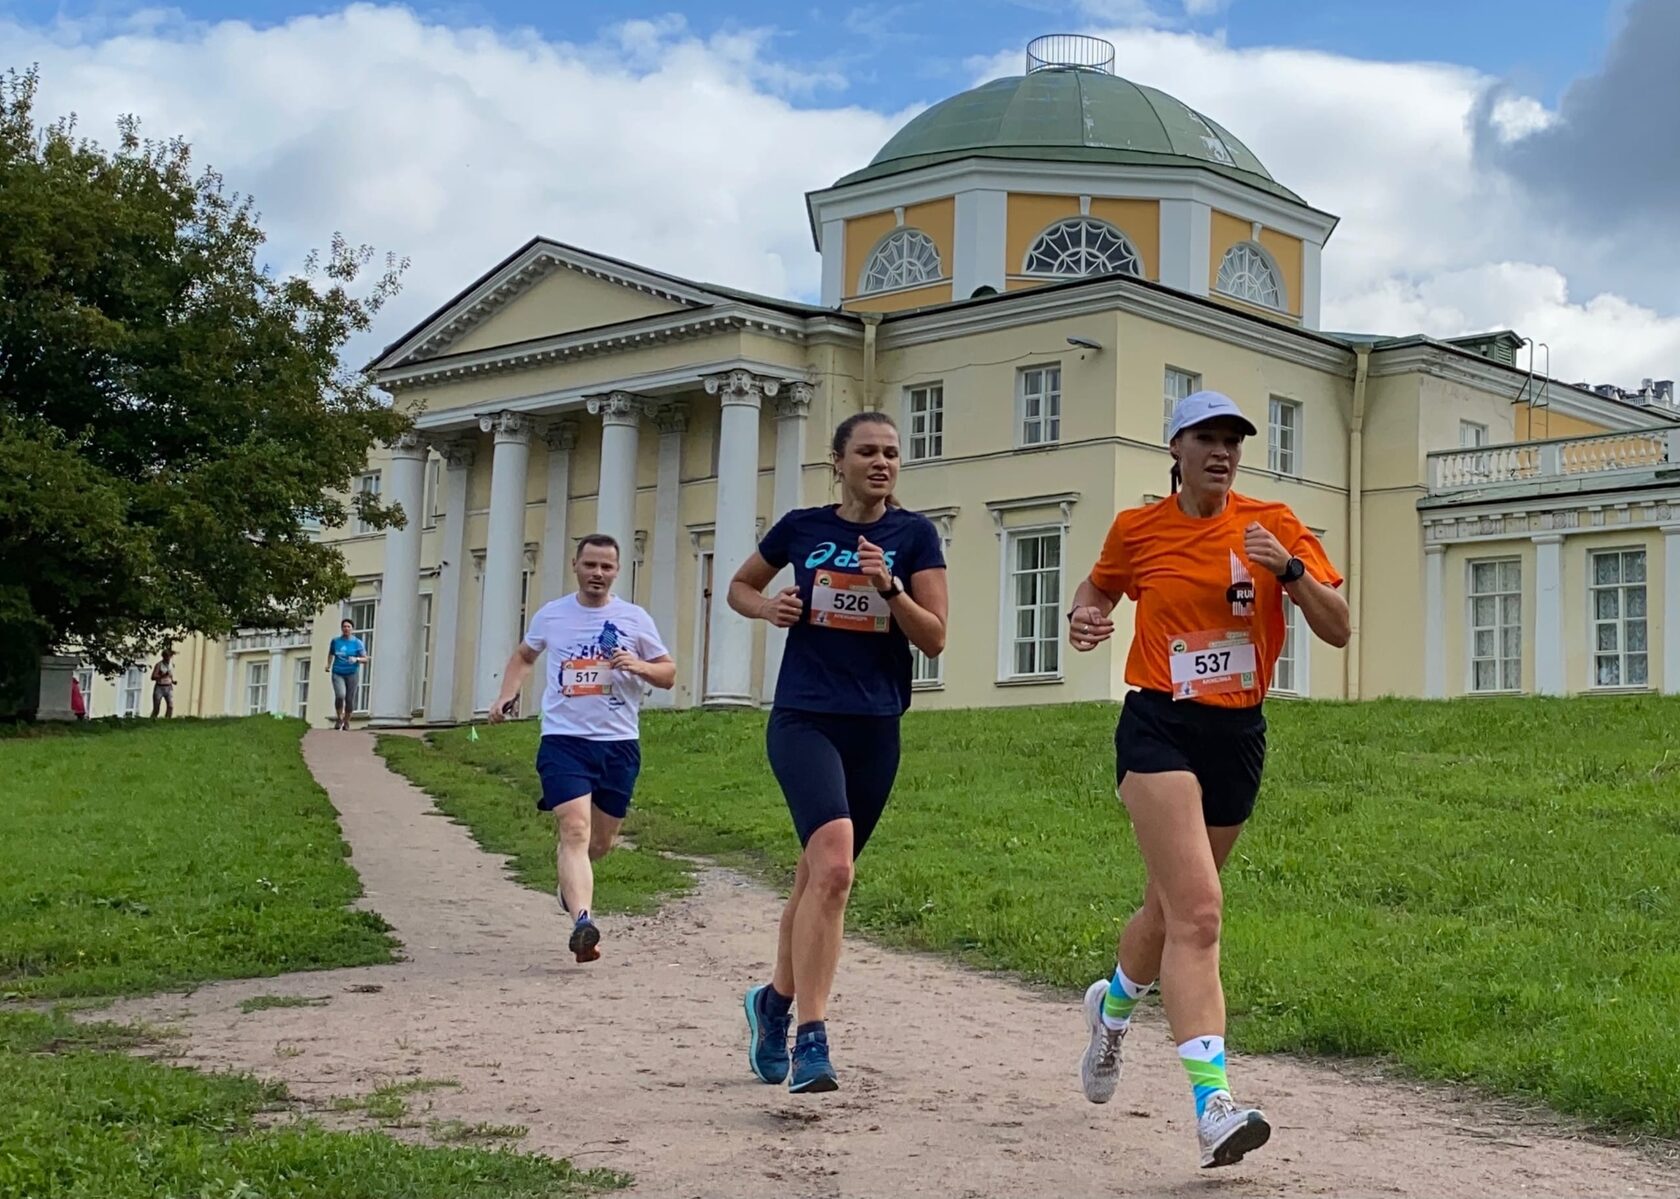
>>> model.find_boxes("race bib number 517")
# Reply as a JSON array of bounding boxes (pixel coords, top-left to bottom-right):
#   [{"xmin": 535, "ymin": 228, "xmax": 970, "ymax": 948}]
[{"xmin": 561, "ymin": 658, "xmax": 607, "ymax": 697}]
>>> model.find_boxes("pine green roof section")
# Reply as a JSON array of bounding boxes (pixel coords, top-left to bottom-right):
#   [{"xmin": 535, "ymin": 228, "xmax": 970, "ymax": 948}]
[{"xmin": 837, "ymin": 70, "xmax": 1303, "ymax": 204}]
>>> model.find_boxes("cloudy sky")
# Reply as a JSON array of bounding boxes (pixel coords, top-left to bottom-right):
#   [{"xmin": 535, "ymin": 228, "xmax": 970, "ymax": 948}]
[{"xmin": 4, "ymin": 0, "xmax": 1675, "ymax": 386}]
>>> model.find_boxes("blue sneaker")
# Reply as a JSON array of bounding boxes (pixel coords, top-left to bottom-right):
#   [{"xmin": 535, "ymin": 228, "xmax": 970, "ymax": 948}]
[
  {"xmin": 743, "ymin": 985, "xmax": 791, "ymax": 1084},
  {"xmin": 788, "ymin": 1029, "xmax": 838, "ymax": 1094}
]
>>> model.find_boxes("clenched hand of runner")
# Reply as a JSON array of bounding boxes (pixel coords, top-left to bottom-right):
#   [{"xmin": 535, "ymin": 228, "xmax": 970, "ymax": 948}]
[
  {"xmin": 762, "ymin": 586, "xmax": 803, "ymax": 628},
  {"xmin": 856, "ymin": 536, "xmax": 892, "ymax": 590},
  {"xmin": 1067, "ymin": 604, "xmax": 1115, "ymax": 652},
  {"xmin": 1243, "ymin": 521, "xmax": 1290, "ymax": 576}
]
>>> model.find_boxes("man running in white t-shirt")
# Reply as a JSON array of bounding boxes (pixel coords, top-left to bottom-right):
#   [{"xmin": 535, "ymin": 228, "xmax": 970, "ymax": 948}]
[{"xmin": 489, "ymin": 533, "xmax": 676, "ymax": 963}]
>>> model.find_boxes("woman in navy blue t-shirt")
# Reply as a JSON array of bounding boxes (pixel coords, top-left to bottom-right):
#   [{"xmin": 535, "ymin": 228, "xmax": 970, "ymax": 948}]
[{"xmin": 727, "ymin": 411, "xmax": 949, "ymax": 1095}]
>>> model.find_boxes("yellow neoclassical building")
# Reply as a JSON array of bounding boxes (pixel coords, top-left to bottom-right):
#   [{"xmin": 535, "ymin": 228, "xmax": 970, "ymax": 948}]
[{"xmin": 76, "ymin": 36, "xmax": 1680, "ymax": 723}]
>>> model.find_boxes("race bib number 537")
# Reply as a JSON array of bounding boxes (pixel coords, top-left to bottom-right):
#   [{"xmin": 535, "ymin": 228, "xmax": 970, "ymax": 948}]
[{"xmin": 1167, "ymin": 630, "xmax": 1258, "ymax": 700}]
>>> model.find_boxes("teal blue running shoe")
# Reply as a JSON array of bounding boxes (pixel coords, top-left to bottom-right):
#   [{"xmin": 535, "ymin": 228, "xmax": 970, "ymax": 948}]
[{"xmin": 743, "ymin": 984, "xmax": 791, "ymax": 1084}]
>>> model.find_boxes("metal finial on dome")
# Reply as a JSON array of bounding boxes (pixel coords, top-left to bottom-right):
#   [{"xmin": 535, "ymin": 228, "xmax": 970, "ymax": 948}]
[{"xmin": 1026, "ymin": 34, "xmax": 1116, "ymax": 75}]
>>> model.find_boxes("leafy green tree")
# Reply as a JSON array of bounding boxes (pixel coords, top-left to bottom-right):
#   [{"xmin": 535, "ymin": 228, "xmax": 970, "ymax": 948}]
[{"xmin": 0, "ymin": 66, "xmax": 411, "ymax": 689}]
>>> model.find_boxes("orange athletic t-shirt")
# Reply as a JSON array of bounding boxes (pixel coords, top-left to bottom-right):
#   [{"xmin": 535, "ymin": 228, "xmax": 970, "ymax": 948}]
[{"xmin": 1089, "ymin": 492, "xmax": 1344, "ymax": 708}]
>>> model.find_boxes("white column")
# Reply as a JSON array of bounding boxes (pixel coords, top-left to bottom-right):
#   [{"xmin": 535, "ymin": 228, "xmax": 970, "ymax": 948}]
[
  {"xmin": 702, "ymin": 370, "xmax": 769, "ymax": 708},
  {"xmin": 1423, "ymin": 545, "xmax": 1446, "ymax": 698},
  {"xmin": 819, "ymin": 218, "xmax": 846, "ymax": 307},
  {"xmin": 587, "ymin": 391, "xmax": 642, "ymax": 558},
  {"xmin": 266, "ymin": 649, "xmax": 285, "ymax": 716},
  {"xmin": 540, "ymin": 418, "xmax": 578, "ymax": 603},
  {"xmin": 761, "ymin": 383, "xmax": 812, "ymax": 702},
  {"xmin": 952, "ymin": 188, "xmax": 1007, "ymax": 298},
  {"xmin": 369, "ymin": 432, "xmax": 427, "ymax": 725},
  {"xmin": 1534, "ymin": 533, "xmax": 1565, "ymax": 695},
  {"xmin": 224, "ymin": 649, "xmax": 238, "ymax": 716},
  {"xmin": 647, "ymin": 401, "xmax": 688, "ymax": 708},
  {"xmin": 1664, "ymin": 525, "xmax": 1680, "ymax": 695},
  {"xmin": 474, "ymin": 411, "xmax": 531, "ymax": 715},
  {"xmin": 425, "ymin": 437, "xmax": 474, "ymax": 723}
]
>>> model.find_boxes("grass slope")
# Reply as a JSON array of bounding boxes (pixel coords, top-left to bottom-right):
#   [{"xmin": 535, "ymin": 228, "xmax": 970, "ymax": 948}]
[{"xmin": 401, "ymin": 697, "xmax": 1680, "ymax": 1136}]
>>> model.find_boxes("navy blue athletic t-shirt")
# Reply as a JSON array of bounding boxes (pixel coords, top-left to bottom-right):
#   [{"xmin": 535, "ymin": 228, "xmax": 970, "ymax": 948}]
[{"xmin": 757, "ymin": 504, "xmax": 946, "ymax": 717}]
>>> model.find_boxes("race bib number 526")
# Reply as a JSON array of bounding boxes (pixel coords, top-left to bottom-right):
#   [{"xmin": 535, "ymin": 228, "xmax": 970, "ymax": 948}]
[
  {"xmin": 809, "ymin": 569, "xmax": 890, "ymax": 633},
  {"xmin": 1167, "ymin": 630, "xmax": 1258, "ymax": 700}
]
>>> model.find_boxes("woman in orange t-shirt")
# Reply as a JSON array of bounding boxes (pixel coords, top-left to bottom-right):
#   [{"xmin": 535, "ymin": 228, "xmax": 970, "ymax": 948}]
[{"xmin": 1064, "ymin": 390, "xmax": 1350, "ymax": 1170}]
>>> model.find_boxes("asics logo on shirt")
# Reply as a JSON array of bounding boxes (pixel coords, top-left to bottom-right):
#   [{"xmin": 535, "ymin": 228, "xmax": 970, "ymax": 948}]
[{"xmin": 804, "ymin": 541, "xmax": 898, "ymax": 570}]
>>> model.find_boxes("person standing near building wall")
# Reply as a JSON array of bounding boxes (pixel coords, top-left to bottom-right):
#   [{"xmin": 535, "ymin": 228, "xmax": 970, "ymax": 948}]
[{"xmin": 150, "ymin": 648, "xmax": 176, "ymax": 718}]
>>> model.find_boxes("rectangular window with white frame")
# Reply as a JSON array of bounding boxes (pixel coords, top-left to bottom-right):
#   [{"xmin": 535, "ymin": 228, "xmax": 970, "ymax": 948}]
[
  {"xmin": 1268, "ymin": 397, "xmax": 1300, "ymax": 476},
  {"xmin": 1003, "ymin": 527, "xmax": 1062, "ymax": 679},
  {"xmin": 1163, "ymin": 367, "xmax": 1201, "ymax": 439},
  {"xmin": 1468, "ymin": 558, "xmax": 1522, "ymax": 693},
  {"xmin": 1018, "ymin": 365, "xmax": 1061, "ymax": 448},
  {"xmin": 294, "ymin": 657, "xmax": 311, "ymax": 720},
  {"xmin": 905, "ymin": 383, "xmax": 944, "ymax": 462},
  {"xmin": 1460, "ymin": 420, "xmax": 1488, "ymax": 447},
  {"xmin": 75, "ymin": 666, "xmax": 95, "ymax": 716},
  {"xmin": 423, "ymin": 458, "xmax": 440, "ymax": 530},
  {"xmin": 412, "ymin": 593, "xmax": 433, "ymax": 714},
  {"xmin": 246, "ymin": 660, "xmax": 269, "ymax": 716},
  {"xmin": 354, "ymin": 471, "xmax": 381, "ymax": 534},
  {"xmin": 121, "ymin": 666, "xmax": 143, "ymax": 716},
  {"xmin": 911, "ymin": 646, "xmax": 943, "ymax": 689},
  {"xmin": 1272, "ymin": 597, "xmax": 1309, "ymax": 695},
  {"xmin": 1590, "ymin": 549, "xmax": 1648, "ymax": 688},
  {"xmin": 347, "ymin": 598, "xmax": 377, "ymax": 713}
]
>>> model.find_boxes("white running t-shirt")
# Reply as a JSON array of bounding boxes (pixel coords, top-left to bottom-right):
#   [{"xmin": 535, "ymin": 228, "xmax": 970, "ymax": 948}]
[{"xmin": 522, "ymin": 594, "xmax": 669, "ymax": 742}]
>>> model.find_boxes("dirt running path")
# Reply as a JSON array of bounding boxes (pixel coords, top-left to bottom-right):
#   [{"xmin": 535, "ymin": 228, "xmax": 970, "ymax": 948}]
[{"xmin": 104, "ymin": 731, "xmax": 1672, "ymax": 1198}]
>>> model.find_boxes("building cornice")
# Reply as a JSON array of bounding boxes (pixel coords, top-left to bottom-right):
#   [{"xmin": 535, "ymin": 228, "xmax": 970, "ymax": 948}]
[
  {"xmin": 881, "ymin": 275, "xmax": 1352, "ymax": 375},
  {"xmin": 378, "ymin": 305, "xmax": 857, "ymax": 393},
  {"xmin": 1421, "ymin": 489, "xmax": 1680, "ymax": 545},
  {"xmin": 806, "ymin": 158, "xmax": 1340, "ymax": 249}
]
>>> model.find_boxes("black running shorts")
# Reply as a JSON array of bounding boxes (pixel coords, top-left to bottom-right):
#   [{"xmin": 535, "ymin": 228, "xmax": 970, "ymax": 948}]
[
  {"xmin": 765, "ymin": 707, "xmax": 901, "ymax": 856},
  {"xmin": 1113, "ymin": 688, "xmax": 1267, "ymax": 827}
]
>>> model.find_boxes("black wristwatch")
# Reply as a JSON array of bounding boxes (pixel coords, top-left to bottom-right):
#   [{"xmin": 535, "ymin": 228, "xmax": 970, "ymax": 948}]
[
  {"xmin": 1277, "ymin": 556, "xmax": 1305, "ymax": 584},
  {"xmin": 877, "ymin": 576, "xmax": 903, "ymax": 600}
]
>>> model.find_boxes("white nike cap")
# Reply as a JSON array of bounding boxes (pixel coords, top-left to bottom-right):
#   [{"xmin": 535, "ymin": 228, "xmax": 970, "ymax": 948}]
[{"xmin": 1165, "ymin": 390, "xmax": 1259, "ymax": 443}]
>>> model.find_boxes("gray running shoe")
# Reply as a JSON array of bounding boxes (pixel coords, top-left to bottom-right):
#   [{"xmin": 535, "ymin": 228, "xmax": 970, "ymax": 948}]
[
  {"xmin": 1079, "ymin": 979, "xmax": 1126, "ymax": 1104},
  {"xmin": 1197, "ymin": 1092, "xmax": 1271, "ymax": 1168}
]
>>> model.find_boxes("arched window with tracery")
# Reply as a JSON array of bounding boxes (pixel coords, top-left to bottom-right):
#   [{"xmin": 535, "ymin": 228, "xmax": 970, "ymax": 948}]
[
  {"xmin": 859, "ymin": 229, "xmax": 943, "ymax": 294},
  {"xmin": 1215, "ymin": 242, "xmax": 1285, "ymax": 310},
  {"xmin": 1023, "ymin": 218, "xmax": 1142, "ymax": 278}
]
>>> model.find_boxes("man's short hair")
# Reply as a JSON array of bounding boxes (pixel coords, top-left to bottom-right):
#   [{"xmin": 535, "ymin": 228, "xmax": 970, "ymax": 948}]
[{"xmin": 575, "ymin": 533, "xmax": 620, "ymax": 560}]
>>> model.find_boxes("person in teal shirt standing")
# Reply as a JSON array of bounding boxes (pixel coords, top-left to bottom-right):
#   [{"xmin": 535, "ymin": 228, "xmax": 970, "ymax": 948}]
[{"xmin": 327, "ymin": 618, "xmax": 368, "ymax": 730}]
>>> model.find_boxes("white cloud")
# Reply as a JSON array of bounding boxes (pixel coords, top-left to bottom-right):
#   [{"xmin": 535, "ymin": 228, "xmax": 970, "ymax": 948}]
[{"xmin": 4, "ymin": 4, "xmax": 1672, "ymax": 387}]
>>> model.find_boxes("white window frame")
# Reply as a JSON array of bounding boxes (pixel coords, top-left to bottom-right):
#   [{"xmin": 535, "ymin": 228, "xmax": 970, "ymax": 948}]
[
  {"xmin": 1459, "ymin": 420, "xmax": 1489, "ymax": 447},
  {"xmin": 1272, "ymin": 596, "xmax": 1309, "ymax": 696},
  {"xmin": 910, "ymin": 645, "xmax": 944, "ymax": 689},
  {"xmin": 1022, "ymin": 217, "xmax": 1142, "ymax": 278},
  {"xmin": 423, "ymin": 458, "xmax": 441, "ymax": 530},
  {"xmin": 858, "ymin": 227, "xmax": 943, "ymax": 295},
  {"xmin": 354, "ymin": 471, "xmax": 381, "ymax": 535},
  {"xmin": 1467, "ymin": 558, "xmax": 1522, "ymax": 694},
  {"xmin": 1215, "ymin": 241, "xmax": 1286, "ymax": 310},
  {"xmin": 121, "ymin": 666, "xmax": 144, "ymax": 717},
  {"xmin": 905, "ymin": 383, "xmax": 945, "ymax": 463},
  {"xmin": 346, "ymin": 598, "xmax": 377, "ymax": 713},
  {"xmin": 294, "ymin": 657, "xmax": 311, "ymax": 720},
  {"xmin": 1017, "ymin": 365, "xmax": 1062, "ymax": 449},
  {"xmin": 1164, "ymin": 367, "xmax": 1201, "ymax": 440},
  {"xmin": 412, "ymin": 592, "xmax": 433, "ymax": 714},
  {"xmin": 999, "ymin": 525, "xmax": 1065, "ymax": 682},
  {"xmin": 75, "ymin": 666, "xmax": 95, "ymax": 716},
  {"xmin": 1268, "ymin": 397, "xmax": 1300, "ymax": 476},
  {"xmin": 246, "ymin": 660, "xmax": 269, "ymax": 716},
  {"xmin": 1589, "ymin": 548, "xmax": 1649, "ymax": 690}
]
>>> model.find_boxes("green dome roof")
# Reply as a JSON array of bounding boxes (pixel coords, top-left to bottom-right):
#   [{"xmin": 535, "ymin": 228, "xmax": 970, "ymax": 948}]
[{"xmin": 836, "ymin": 69, "xmax": 1301, "ymax": 203}]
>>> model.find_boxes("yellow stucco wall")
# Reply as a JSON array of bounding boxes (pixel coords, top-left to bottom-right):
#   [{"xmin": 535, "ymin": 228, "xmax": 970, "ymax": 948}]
[
  {"xmin": 1514, "ymin": 404, "xmax": 1610, "ymax": 441},
  {"xmin": 445, "ymin": 270, "xmax": 687, "ymax": 356},
  {"xmin": 1090, "ymin": 198, "xmax": 1160, "ymax": 280},
  {"xmin": 842, "ymin": 197, "xmax": 956, "ymax": 306},
  {"xmin": 1209, "ymin": 209, "xmax": 1302, "ymax": 318},
  {"xmin": 841, "ymin": 282, "xmax": 953, "ymax": 314}
]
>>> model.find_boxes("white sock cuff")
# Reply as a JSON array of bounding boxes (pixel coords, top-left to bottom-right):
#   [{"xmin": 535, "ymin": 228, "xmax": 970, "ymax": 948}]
[
  {"xmin": 1111, "ymin": 964, "xmax": 1155, "ymax": 1000},
  {"xmin": 1176, "ymin": 1035, "xmax": 1226, "ymax": 1062}
]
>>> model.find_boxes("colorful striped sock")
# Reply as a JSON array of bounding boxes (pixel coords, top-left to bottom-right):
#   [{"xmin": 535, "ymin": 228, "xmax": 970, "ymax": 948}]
[
  {"xmin": 1101, "ymin": 964, "xmax": 1154, "ymax": 1031},
  {"xmin": 1178, "ymin": 1035, "xmax": 1229, "ymax": 1117}
]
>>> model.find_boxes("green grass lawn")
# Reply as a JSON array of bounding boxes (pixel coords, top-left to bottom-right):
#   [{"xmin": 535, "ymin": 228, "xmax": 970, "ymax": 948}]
[
  {"xmin": 393, "ymin": 696, "xmax": 1680, "ymax": 1138},
  {"xmin": 0, "ymin": 719, "xmax": 623, "ymax": 1199}
]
